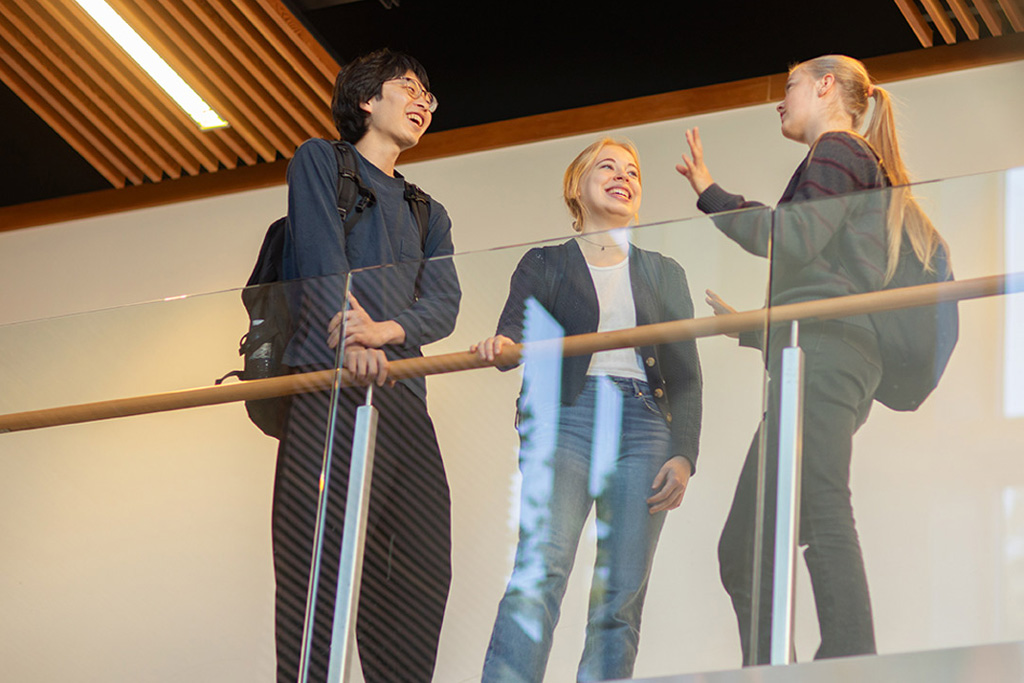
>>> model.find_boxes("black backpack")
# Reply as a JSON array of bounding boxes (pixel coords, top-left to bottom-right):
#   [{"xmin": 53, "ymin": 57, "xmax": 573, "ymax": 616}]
[
  {"xmin": 217, "ymin": 141, "xmax": 430, "ymax": 438},
  {"xmin": 815, "ymin": 136, "xmax": 959, "ymax": 412},
  {"xmin": 869, "ymin": 235, "xmax": 958, "ymax": 411}
]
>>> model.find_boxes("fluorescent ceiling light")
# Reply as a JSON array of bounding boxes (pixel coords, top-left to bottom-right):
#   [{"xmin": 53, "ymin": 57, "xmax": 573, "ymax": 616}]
[{"xmin": 74, "ymin": 0, "xmax": 228, "ymax": 130}]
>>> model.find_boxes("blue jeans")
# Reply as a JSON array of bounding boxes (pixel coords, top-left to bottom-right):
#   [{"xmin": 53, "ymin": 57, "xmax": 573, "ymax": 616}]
[{"xmin": 482, "ymin": 376, "xmax": 673, "ymax": 682}]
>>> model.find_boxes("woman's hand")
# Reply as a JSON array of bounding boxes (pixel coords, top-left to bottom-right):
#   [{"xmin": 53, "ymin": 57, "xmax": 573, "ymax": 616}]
[
  {"xmin": 470, "ymin": 334, "xmax": 514, "ymax": 363},
  {"xmin": 675, "ymin": 127, "xmax": 715, "ymax": 196},
  {"xmin": 705, "ymin": 288, "xmax": 740, "ymax": 339},
  {"xmin": 647, "ymin": 456, "xmax": 692, "ymax": 514}
]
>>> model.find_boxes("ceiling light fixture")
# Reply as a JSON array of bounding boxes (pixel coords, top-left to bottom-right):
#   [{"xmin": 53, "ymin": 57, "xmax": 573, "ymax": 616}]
[{"xmin": 73, "ymin": 0, "xmax": 229, "ymax": 130}]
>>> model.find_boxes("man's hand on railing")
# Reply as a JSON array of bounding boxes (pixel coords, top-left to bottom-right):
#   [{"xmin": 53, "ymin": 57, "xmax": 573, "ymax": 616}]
[
  {"xmin": 705, "ymin": 289, "xmax": 740, "ymax": 339},
  {"xmin": 647, "ymin": 456, "xmax": 692, "ymax": 514},
  {"xmin": 327, "ymin": 292, "xmax": 406, "ymax": 350},
  {"xmin": 343, "ymin": 344, "xmax": 390, "ymax": 387},
  {"xmin": 470, "ymin": 334, "xmax": 515, "ymax": 364}
]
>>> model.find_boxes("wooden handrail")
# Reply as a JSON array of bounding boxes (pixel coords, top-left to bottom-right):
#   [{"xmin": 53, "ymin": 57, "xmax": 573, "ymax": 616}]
[{"xmin": 1, "ymin": 272, "xmax": 1021, "ymax": 434}]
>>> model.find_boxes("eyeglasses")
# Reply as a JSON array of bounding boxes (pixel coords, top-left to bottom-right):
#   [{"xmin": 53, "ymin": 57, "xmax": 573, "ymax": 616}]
[{"xmin": 386, "ymin": 77, "xmax": 438, "ymax": 113}]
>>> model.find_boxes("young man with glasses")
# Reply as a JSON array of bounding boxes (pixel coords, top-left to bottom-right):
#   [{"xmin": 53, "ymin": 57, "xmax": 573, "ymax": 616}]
[{"xmin": 273, "ymin": 49, "xmax": 460, "ymax": 682}]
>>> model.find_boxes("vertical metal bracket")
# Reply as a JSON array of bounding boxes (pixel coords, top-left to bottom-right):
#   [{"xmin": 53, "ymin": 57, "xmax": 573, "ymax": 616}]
[
  {"xmin": 771, "ymin": 321, "xmax": 804, "ymax": 665},
  {"xmin": 298, "ymin": 281, "xmax": 353, "ymax": 683},
  {"xmin": 326, "ymin": 386, "xmax": 379, "ymax": 683}
]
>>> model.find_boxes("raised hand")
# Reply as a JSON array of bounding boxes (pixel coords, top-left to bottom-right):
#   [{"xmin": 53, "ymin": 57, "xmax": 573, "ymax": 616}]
[{"xmin": 675, "ymin": 127, "xmax": 715, "ymax": 196}]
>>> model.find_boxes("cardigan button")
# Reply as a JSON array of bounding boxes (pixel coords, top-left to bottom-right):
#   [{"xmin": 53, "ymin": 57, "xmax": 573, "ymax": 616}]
[
  {"xmin": 654, "ymin": 388, "xmax": 664, "ymax": 398},
  {"xmin": 645, "ymin": 356, "xmax": 656, "ymax": 367}
]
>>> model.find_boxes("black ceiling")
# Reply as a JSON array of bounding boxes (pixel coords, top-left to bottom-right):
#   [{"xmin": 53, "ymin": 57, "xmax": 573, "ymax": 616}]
[{"xmin": 0, "ymin": 0, "xmax": 924, "ymax": 210}]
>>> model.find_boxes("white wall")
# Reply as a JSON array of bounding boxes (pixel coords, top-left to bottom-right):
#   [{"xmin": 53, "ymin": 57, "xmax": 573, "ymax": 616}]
[{"xmin": 1, "ymin": 60, "xmax": 1022, "ymax": 682}]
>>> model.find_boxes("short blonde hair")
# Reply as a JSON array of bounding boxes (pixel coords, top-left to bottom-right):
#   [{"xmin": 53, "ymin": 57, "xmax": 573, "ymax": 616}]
[{"xmin": 563, "ymin": 138, "xmax": 641, "ymax": 232}]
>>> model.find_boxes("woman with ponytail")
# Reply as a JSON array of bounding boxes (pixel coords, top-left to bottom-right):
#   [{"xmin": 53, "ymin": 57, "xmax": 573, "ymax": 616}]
[{"xmin": 676, "ymin": 54, "xmax": 949, "ymax": 664}]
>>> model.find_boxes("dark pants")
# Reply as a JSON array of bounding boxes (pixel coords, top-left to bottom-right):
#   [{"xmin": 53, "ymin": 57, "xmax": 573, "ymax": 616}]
[
  {"xmin": 272, "ymin": 381, "xmax": 452, "ymax": 682},
  {"xmin": 718, "ymin": 321, "xmax": 882, "ymax": 664}
]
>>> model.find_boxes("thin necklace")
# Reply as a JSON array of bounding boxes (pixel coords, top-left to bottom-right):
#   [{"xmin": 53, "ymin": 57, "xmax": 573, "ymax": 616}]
[{"xmin": 577, "ymin": 233, "xmax": 612, "ymax": 251}]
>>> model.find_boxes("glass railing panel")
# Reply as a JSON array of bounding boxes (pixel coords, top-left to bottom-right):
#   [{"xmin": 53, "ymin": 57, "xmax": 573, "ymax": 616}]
[
  {"xmin": 330, "ymin": 210, "xmax": 772, "ymax": 682},
  {"xmin": 761, "ymin": 168, "xmax": 1024, "ymax": 664},
  {"xmin": 18, "ymin": 165, "xmax": 1020, "ymax": 682},
  {"xmin": 0, "ymin": 274, "xmax": 350, "ymax": 683}
]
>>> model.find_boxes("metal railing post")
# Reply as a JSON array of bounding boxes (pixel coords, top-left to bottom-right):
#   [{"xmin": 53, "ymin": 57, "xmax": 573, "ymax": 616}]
[
  {"xmin": 771, "ymin": 321, "xmax": 805, "ymax": 665},
  {"xmin": 326, "ymin": 385, "xmax": 379, "ymax": 683},
  {"xmin": 297, "ymin": 295, "xmax": 352, "ymax": 683}
]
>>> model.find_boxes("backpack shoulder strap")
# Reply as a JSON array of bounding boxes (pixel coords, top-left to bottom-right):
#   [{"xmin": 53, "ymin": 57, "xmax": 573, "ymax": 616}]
[
  {"xmin": 403, "ymin": 181, "xmax": 431, "ymax": 251},
  {"xmin": 330, "ymin": 140, "xmax": 376, "ymax": 237},
  {"xmin": 331, "ymin": 141, "xmax": 432, "ymax": 253}
]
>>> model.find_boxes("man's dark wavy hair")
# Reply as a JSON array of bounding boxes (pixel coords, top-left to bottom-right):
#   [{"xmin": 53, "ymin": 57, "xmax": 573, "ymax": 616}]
[{"xmin": 331, "ymin": 49, "xmax": 431, "ymax": 142}]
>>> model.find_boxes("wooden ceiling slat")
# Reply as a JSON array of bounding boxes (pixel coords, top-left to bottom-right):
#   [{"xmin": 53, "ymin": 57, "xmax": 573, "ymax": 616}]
[
  {"xmin": 996, "ymin": 0, "xmax": 1024, "ymax": 30},
  {"xmin": 947, "ymin": 0, "xmax": 982, "ymax": 38},
  {"xmin": 0, "ymin": 46, "xmax": 127, "ymax": 187},
  {"xmin": 4, "ymin": 32, "xmax": 1023, "ymax": 234},
  {"xmin": 1, "ymin": 14, "xmax": 155, "ymax": 185},
  {"xmin": 0, "ymin": 63, "xmax": 124, "ymax": 188},
  {"xmin": 921, "ymin": 0, "xmax": 960, "ymax": 43},
  {"xmin": 242, "ymin": 0, "xmax": 337, "ymax": 117},
  {"xmin": 52, "ymin": 0, "xmax": 228, "ymax": 174},
  {"xmin": 115, "ymin": 0, "xmax": 284, "ymax": 160},
  {"xmin": 974, "ymin": 0, "xmax": 1007, "ymax": 34},
  {"xmin": 221, "ymin": 0, "xmax": 335, "ymax": 135},
  {"xmin": 59, "ymin": 0, "xmax": 253, "ymax": 169},
  {"xmin": 167, "ymin": 1, "xmax": 306, "ymax": 151},
  {"xmin": 105, "ymin": 0, "xmax": 279, "ymax": 162},
  {"xmin": 893, "ymin": 0, "xmax": 935, "ymax": 47},
  {"xmin": 208, "ymin": 0, "xmax": 315, "ymax": 137},
  {"xmin": 185, "ymin": 0, "xmax": 312, "ymax": 148},
  {"xmin": 0, "ymin": 13, "xmax": 144, "ymax": 185},
  {"xmin": 2, "ymin": 0, "xmax": 339, "ymax": 193},
  {"xmin": 13, "ymin": 0, "xmax": 182, "ymax": 180},
  {"xmin": 211, "ymin": 126, "xmax": 261, "ymax": 168},
  {"xmin": 256, "ymin": 0, "xmax": 339, "ymax": 86}
]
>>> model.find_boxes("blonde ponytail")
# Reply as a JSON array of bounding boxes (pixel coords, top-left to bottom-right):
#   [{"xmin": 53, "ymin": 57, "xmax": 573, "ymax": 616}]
[{"xmin": 797, "ymin": 56, "xmax": 948, "ymax": 282}]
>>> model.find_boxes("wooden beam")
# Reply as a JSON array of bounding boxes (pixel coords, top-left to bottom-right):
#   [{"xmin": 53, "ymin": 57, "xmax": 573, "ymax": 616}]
[
  {"xmin": 52, "ymin": 0, "xmax": 235, "ymax": 173},
  {"xmin": 240, "ymin": 0, "xmax": 337, "ymax": 120},
  {"xmin": 0, "ymin": 58, "xmax": 125, "ymax": 188},
  {"xmin": 921, "ymin": 0, "xmax": 960, "ymax": 43},
  {"xmin": 106, "ymin": 0, "xmax": 274, "ymax": 162},
  {"xmin": 863, "ymin": 29, "xmax": 1023, "ymax": 81},
  {"xmin": 893, "ymin": 0, "xmax": 935, "ymax": 47},
  {"xmin": 948, "ymin": 0, "xmax": 981, "ymax": 38},
  {"xmin": 0, "ymin": 158, "xmax": 287, "ymax": 233},
  {"xmin": 975, "ymin": 0, "xmax": 1007, "ymax": 35},
  {"xmin": 405, "ymin": 76, "xmax": 776, "ymax": 162},
  {"xmin": 164, "ymin": 0, "xmax": 306, "ymax": 150},
  {"xmin": 0, "ymin": 18, "xmax": 137, "ymax": 186},
  {"xmin": 7, "ymin": 1, "xmax": 167, "ymax": 183},
  {"xmin": 2, "ymin": 33, "xmax": 1022, "ymax": 232},
  {"xmin": 16, "ymin": 0, "xmax": 188, "ymax": 178},
  {"xmin": 256, "ymin": 0, "xmax": 340, "ymax": 84},
  {"xmin": 997, "ymin": 0, "xmax": 1024, "ymax": 31}
]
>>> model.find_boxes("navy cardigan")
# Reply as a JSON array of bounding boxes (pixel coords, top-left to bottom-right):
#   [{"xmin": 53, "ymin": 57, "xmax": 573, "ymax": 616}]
[{"xmin": 495, "ymin": 239, "xmax": 703, "ymax": 473}]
